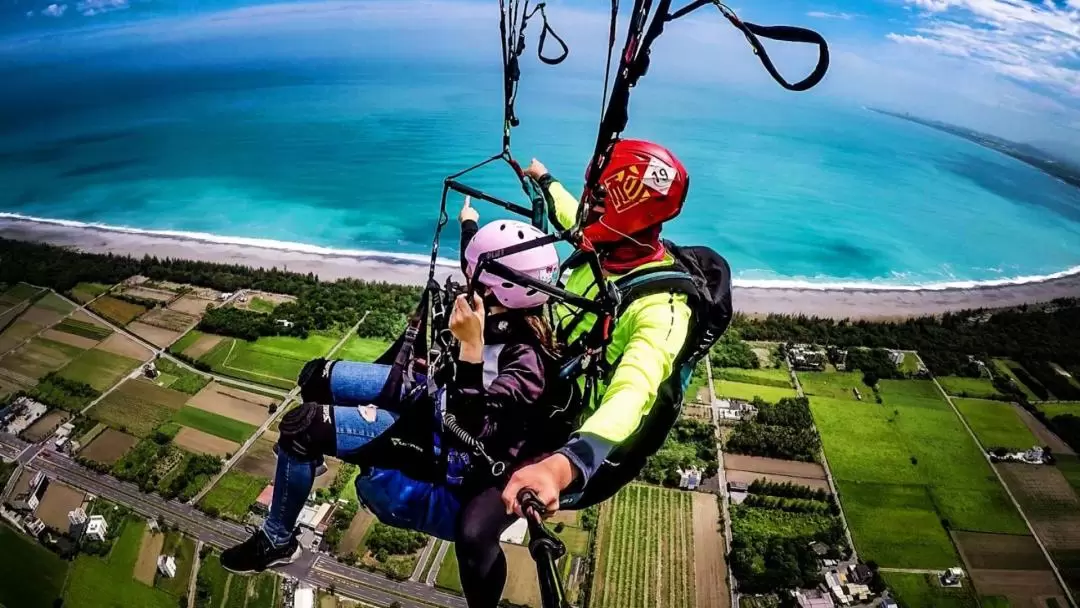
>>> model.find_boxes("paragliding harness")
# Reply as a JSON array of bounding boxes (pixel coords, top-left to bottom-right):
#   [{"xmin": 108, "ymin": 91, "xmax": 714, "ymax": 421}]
[{"xmin": 361, "ymin": 1, "xmax": 828, "ymax": 606}]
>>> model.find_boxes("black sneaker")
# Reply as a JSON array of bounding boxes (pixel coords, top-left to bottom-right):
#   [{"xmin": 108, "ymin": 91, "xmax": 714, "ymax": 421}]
[{"xmin": 221, "ymin": 529, "xmax": 301, "ymax": 573}]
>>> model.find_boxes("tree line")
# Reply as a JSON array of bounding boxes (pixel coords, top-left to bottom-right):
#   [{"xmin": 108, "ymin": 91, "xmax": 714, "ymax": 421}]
[
  {"xmin": 639, "ymin": 418, "xmax": 718, "ymax": 486},
  {"xmin": 736, "ymin": 299, "xmax": 1080, "ymax": 376},
  {"xmin": 725, "ymin": 397, "xmax": 821, "ymax": 462}
]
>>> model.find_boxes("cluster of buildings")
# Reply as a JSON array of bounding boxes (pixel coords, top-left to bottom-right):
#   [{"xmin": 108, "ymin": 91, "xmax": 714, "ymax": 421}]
[
  {"xmin": 789, "ymin": 344, "xmax": 829, "ymax": 372},
  {"xmin": 0, "ymin": 396, "xmax": 48, "ymax": 435},
  {"xmin": 988, "ymin": 445, "xmax": 1052, "ymax": 465},
  {"xmin": 713, "ymin": 397, "xmax": 758, "ymax": 423},
  {"xmin": 253, "ymin": 483, "xmax": 336, "ymax": 550},
  {"xmin": 794, "ymin": 563, "xmax": 896, "ymax": 608}
]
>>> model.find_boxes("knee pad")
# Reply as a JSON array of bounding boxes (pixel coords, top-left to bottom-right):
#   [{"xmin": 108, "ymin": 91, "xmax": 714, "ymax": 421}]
[
  {"xmin": 297, "ymin": 358, "xmax": 336, "ymax": 404},
  {"xmin": 277, "ymin": 401, "xmax": 337, "ymax": 460}
]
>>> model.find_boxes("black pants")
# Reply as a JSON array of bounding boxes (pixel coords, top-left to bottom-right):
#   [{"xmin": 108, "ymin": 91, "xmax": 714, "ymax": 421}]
[{"xmin": 455, "ymin": 486, "xmax": 520, "ymax": 608}]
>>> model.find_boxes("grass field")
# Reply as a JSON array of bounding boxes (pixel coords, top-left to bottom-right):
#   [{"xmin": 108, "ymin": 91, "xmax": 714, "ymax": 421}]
[
  {"xmin": 811, "ymin": 377, "xmax": 1029, "ymax": 568},
  {"xmin": 248, "ymin": 572, "xmax": 280, "ymax": 608},
  {"xmin": 715, "ymin": 367, "xmax": 793, "ymax": 388},
  {"xmin": 1, "ymin": 336, "xmax": 85, "ymax": 381},
  {"xmin": 199, "ymin": 551, "xmax": 231, "ymax": 608},
  {"xmin": 1057, "ymin": 455, "xmax": 1080, "ymax": 493},
  {"xmin": 0, "ymin": 522, "xmax": 69, "ymax": 608},
  {"xmin": 954, "ymin": 398, "xmax": 1039, "ymax": 450},
  {"xmin": 169, "ymin": 329, "xmax": 203, "ymax": 354},
  {"xmin": 883, "ymin": 571, "xmax": 979, "ymax": 608},
  {"xmin": 154, "ymin": 532, "xmax": 196, "ymax": 597},
  {"xmin": 58, "ymin": 348, "xmax": 140, "ymax": 391},
  {"xmin": 248, "ymin": 297, "xmax": 276, "ymax": 314},
  {"xmin": 55, "ymin": 317, "xmax": 113, "ymax": 341},
  {"xmin": 70, "ymin": 282, "xmax": 111, "ymax": 304},
  {"xmin": 436, "ymin": 547, "xmax": 461, "ymax": 592},
  {"xmin": 713, "ymin": 379, "xmax": 797, "ymax": 403},
  {"xmin": 900, "ymin": 352, "xmax": 921, "ymax": 375},
  {"xmin": 336, "ymin": 335, "xmax": 390, "ymax": 363},
  {"xmin": 174, "ymin": 406, "xmax": 258, "ymax": 443},
  {"xmin": 63, "ymin": 519, "xmax": 176, "ymax": 608},
  {"xmin": 36, "ymin": 292, "xmax": 76, "ymax": 314},
  {"xmin": 590, "ymin": 484, "xmax": 695, "ymax": 608},
  {"xmin": 200, "ymin": 333, "xmax": 339, "ymax": 389},
  {"xmin": 939, "ymin": 376, "xmax": 1002, "ymax": 400},
  {"xmin": 199, "ymin": 470, "xmax": 268, "ymax": 520},
  {"xmin": 90, "ymin": 379, "xmax": 188, "ymax": 437},
  {"xmin": 1038, "ymin": 402, "xmax": 1080, "ymax": 419},
  {"xmin": 993, "ymin": 359, "xmax": 1041, "ymax": 401},
  {"xmin": 154, "ymin": 357, "xmax": 210, "ymax": 395},
  {"xmin": 89, "ymin": 295, "xmax": 147, "ymax": 326},
  {"xmin": 798, "ymin": 371, "xmax": 867, "ymax": 401}
]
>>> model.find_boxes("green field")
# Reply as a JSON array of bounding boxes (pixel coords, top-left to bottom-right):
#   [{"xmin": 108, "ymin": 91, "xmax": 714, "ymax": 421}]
[
  {"xmin": 336, "ymin": 335, "xmax": 391, "ymax": 363},
  {"xmin": 716, "ymin": 367, "xmax": 793, "ymax": 388},
  {"xmin": 174, "ymin": 406, "xmax": 257, "ymax": 443},
  {"xmin": 63, "ymin": 519, "xmax": 176, "ymax": 608},
  {"xmin": 90, "ymin": 379, "xmax": 188, "ymax": 437},
  {"xmin": 883, "ymin": 572, "xmax": 978, "ymax": 608},
  {"xmin": 2, "ymin": 336, "xmax": 86, "ymax": 380},
  {"xmin": 993, "ymin": 359, "xmax": 1041, "ymax": 401},
  {"xmin": 169, "ymin": 329, "xmax": 203, "ymax": 354},
  {"xmin": 954, "ymin": 398, "xmax": 1038, "ymax": 450},
  {"xmin": 154, "ymin": 357, "xmax": 210, "ymax": 395},
  {"xmin": 714, "ymin": 379, "xmax": 797, "ymax": 403},
  {"xmin": 938, "ymin": 376, "xmax": 1002, "ymax": 400},
  {"xmin": 55, "ymin": 317, "xmax": 113, "ymax": 341},
  {"xmin": 798, "ymin": 371, "xmax": 867, "ymax": 401},
  {"xmin": 36, "ymin": 292, "xmax": 76, "ymax": 314},
  {"xmin": 200, "ymin": 333, "xmax": 339, "ymax": 389},
  {"xmin": 436, "ymin": 546, "xmax": 462, "ymax": 593},
  {"xmin": 198, "ymin": 551, "xmax": 231, "ymax": 607},
  {"xmin": 1038, "ymin": 402, "xmax": 1080, "ymax": 419},
  {"xmin": 900, "ymin": 352, "xmax": 921, "ymax": 375},
  {"xmin": 58, "ymin": 348, "xmax": 141, "ymax": 391},
  {"xmin": 199, "ymin": 470, "xmax": 268, "ymax": 520},
  {"xmin": 70, "ymin": 282, "xmax": 111, "ymax": 304},
  {"xmin": 248, "ymin": 572, "xmax": 280, "ymax": 608},
  {"xmin": 0, "ymin": 522, "xmax": 69, "ymax": 608},
  {"xmin": 0, "ymin": 282, "xmax": 44, "ymax": 305},
  {"xmin": 248, "ymin": 297, "xmax": 276, "ymax": 314},
  {"xmin": 590, "ymin": 484, "xmax": 694, "ymax": 608},
  {"xmin": 811, "ymin": 376, "xmax": 1028, "ymax": 568},
  {"xmin": 155, "ymin": 532, "xmax": 197, "ymax": 597}
]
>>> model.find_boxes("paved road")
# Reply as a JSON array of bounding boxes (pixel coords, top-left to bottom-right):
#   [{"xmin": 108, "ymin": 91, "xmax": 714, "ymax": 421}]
[
  {"xmin": 1, "ymin": 435, "xmax": 464, "ymax": 607},
  {"xmin": 426, "ymin": 540, "xmax": 452, "ymax": 586},
  {"xmin": 412, "ymin": 537, "xmax": 438, "ymax": 582}
]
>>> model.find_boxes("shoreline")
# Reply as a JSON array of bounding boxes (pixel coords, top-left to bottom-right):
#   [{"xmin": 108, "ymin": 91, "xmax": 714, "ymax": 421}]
[{"xmin": 2, "ymin": 216, "xmax": 1078, "ymax": 320}]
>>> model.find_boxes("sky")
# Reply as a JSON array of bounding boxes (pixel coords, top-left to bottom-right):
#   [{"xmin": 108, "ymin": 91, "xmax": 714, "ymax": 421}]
[{"xmin": 1, "ymin": 0, "xmax": 1079, "ymax": 157}]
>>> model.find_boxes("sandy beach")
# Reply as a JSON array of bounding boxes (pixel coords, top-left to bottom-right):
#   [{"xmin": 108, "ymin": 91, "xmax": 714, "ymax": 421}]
[{"xmin": 2, "ymin": 216, "xmax": 1078, "ymax": 320}]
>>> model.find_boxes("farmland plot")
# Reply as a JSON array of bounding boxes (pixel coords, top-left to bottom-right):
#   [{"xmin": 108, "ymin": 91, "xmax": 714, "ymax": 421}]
[
  {"xmin": 955, "ymin": 398, "xmax": 1038, "ymax": 450},
  {"xmin": 80, "ymin": 428, "xmax": 139, "ymax": 464},
  {"xmin": 88, "ymin": 296, "xmax": 146, "ymax": 326},
  {"xmin": 89, "ymin": 379, "xmax": 188, "ymax": 437}
]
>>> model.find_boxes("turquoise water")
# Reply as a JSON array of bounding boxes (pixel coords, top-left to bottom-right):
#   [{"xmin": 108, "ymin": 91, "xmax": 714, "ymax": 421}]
[{"xmin": 1, "ymin": 8, "xmax": 1079, "ymax": 288}]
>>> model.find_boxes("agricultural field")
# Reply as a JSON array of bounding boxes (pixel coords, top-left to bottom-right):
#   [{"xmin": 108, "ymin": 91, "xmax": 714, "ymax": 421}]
[
  {"xmin": 198, "ymin": 552, "xmax": 231, "ymax": 607},
  {"xmin": 199, "ymin": 470, "xmax": 269, "ymax": 520},
  {"xmin": 882, "ymin": 572, "xmax": 978, "ymax": 608},
  {"xmin": 798, "ymin": 371, "xmax": 867, "ymax": 401},
  {"xmin": 939, "ymin": 376, "xmax": 1003, "ymax": 400},
  {"xmin": 154, "ymin": 357, "xmax": 211, "ymax": 394},
  {"xmin": 69, "ymin": 282, "xmax": 111, "ymax": 304},
  {"xmin": 19, "ymin": 299, "xmax": 69, "ymax": 327},
  {"xmin": 174, "ymin": 406, "xmax": 257, "ymax": 443},
  {"xmin": 134, "ymin": 522, "xmax": 166, "ymax": 584},
  {"xmin": 120, "ymin": 285, "xmax": 176, "ymax": 303},
  {"xmin": 199, "ymin": 333, "xmax": 339, "ymax": 389},
  {"xmin": 995, "ymin": 463, "xmax": 1080, "ymax": 599},
  {"xmin": 590, "ymin": 484, "xmax": 695, "ymax": 608},
  {"xmin": 811, "ymin": 376, "xmax": 1029, "ymax": 569},
  {"xmin": 54, "ymin": 317, "xmax": 113, "ymax": 341},
  {"xmin": 141, "ymin": 306, "xmax": 197, "ymax": 330},
  {"xmin": 336, "ymin": 334, "xmax": 390, "ymax": 363},
  {"xmin": 35, "ymin": 292, "xmax": 76, "ymax": 314},
  {"xmin": 715, "ymin": 367, "xmax": 792, "ymax": 388},
  {"xmin": 954, "ymin": 398, "xmax": 1039, "ymax": 450},
  {"xmin": 173, "ymin": 426, "xmax": 240, "ymax": 457},
  {"xmin": 58, "ymin": 346, "xmax": 142, "ymax": 391},
  {"xmin": 89, "ymin": 295, "xmax": 147, "ymax": 326},
  {"xmin": 0, "ymin": 283, "xmax": 43, "ymax": 310},
  {"xmin": 154, "ymin": 532, "xmax": 197, "ymax": 597},
  {"xmin": 993, "ymin": 359, "xmax": 1042, "ymax": 402},
  {"xmin": 1038, "ymin": 402, "xmax": 1080, "ymax": 419},
  {"xmin": 89, "ymin": 379, "xmax": 188, "ymax": 437},
  {"xmin": 22, "ymin": 409, "xmax": 71, "ymax": 442},
  {"xmin": 235, "ymin": 431, "xmax": 278, "ymax": 479},
  {"xmin": 80, "ymin": 428, "xmax": 139, "ymax": 464},
  {"xmin": 713, "ymin": 379, "xmax": 797, "ymax": 404},
  {"xmin": 692, "ymin": 493, "xmax": 728, "ymax": 608},
  {"xmin": 335, "ymin": 508, "xmax": 376, "ymax": 558},
  {"xmin": 1, "ymin": 336, "xmax": 85, "ymax": 384},
  {"xmin": 127, "ymin": 322, "xmax": 183, "ymax": 349},
  {"xmin": 62, "ymin": 519, "xmax": 177, "ymax": 608},
  {"xmin": 0, "ymin": 522, "xmax": 70, "ymax": 608},
  {"xmin": 724, "ymin": 454, "xmax": 830, "ymax": 491},
  {"xmin": 168, "ymin": 293, "xmax": 217, "ymax": 316},
  {"xmin": 0, "ymin": 319, "xmax": 43, "ymax": 355},
  {"xmin": 187, "ymin": 381, "xmax": 275, "ymax": 426}
]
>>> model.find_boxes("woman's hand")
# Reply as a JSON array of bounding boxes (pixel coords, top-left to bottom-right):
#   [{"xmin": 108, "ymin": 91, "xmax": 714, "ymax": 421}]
[
  {"xmin": 450, "ymin": 293, "xmax": 485, "ymax": 363},
  {"xmin": 523, "ymin": 158, "xmax": 549, "ymax": 181},
  {"xmin": 459, "ymin": 196, "xmax": 479, "ymax": 224},
  {"xmin": 501, "ymin": 453, "xmax": 576, "ymax": 516}
]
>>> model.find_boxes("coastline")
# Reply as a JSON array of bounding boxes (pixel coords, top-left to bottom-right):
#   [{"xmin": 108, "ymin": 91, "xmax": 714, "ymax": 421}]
[{"xmin": 2, "ymin": 215, "xmax": 1078, "ymax": 320}]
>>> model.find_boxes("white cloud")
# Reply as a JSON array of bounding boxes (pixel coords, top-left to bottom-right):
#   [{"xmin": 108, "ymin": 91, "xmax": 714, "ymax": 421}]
[
  {"xmin": 76, "ymin": 0, "xmax": 129, "ymax": 16},
  {"xmin": 807, "ymin": 11, "xmax": 856, "ymax": 20},
  {"xmin": 41, "ymin": 3, "xmax": 68, "ymax": 17},
  {"xmin": 889, "ymin": 0, "xmax": 1080, "ymax": 95}
]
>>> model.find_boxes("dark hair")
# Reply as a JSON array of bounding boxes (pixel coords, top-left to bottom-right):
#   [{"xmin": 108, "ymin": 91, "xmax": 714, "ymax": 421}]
[{"xmin": 522, "ymin": 309, "xmax": 561, "ymax": 361}]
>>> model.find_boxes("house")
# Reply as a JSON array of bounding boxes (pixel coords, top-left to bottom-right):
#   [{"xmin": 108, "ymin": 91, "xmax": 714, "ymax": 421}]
[
  {"xmin": 68, "ymin": 508, "xmax": 88, "ymax": 528},
  {"xmin": 297, "ymin": 503, "xmax": 333, "ymax": 532},
  {"xmin": 848, "ymin": 563, "xmax": 873, "ymax": 584},
  {"xmin": 275, "ymin": 319, "xmax": 295, "ymax": 328},
  {"xmin": 678, "ymin": 467, "xmax": 702, "ymax": 490},
  {"xmin": 253, "ymin": 484, "xmax": 274, "ymax": 514},
  {"xmin": 56, "ymin": 422, "xmax": 75, "ymax": 439},
  {"xmin": 886, "ymin": 349, "xmax": 905, "ymax": 367},
  {"xmin": 219, "ymin": 292, "xmax": 233, "ymax": 302},
  {"xmin": 794, "ymin": 588, "xmax": 835, "ymax": 608},
  {"xmin": 789, "ymin": 344, "xmax": 828, "ymax": 371},
  {"xmin": 940, "ymin": 567, "xmax": 964, "ymax": 587},
  {"xmin": 11, "ymin": 471, "xmax": 49, "ymax": 511},
  {"xmin": 727, "ymin": 480, "xmax": 749, "ymax": 493},
  {"xmin": 157, "ymin": 555, "xmax": 177, "ymax": 578},
  {"xmin": 85, "ymin": 515, "xmax": 108, "ymax": 542},
  {"xmin": 143, "ymin": 362, "xmax": 160, "ymax": 379},
  {"xmin": 26, "ymin": 518, "xmax": 46, "ymax": 535}
]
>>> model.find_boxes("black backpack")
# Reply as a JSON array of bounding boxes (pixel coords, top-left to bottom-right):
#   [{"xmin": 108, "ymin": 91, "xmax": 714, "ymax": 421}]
[{"xmin": 567, "ymin": 241, "xmax": 733, "ymax": 509}]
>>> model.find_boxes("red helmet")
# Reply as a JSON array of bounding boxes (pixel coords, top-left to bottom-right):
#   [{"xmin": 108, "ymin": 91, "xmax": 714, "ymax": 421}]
[{"xmin": 582, "ymin": 139, "xmax": 689, "ymax": 245}]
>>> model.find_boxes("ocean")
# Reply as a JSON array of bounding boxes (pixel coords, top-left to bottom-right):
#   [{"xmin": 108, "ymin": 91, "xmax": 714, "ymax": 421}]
[{"xmin": 2, "ymin": 3, "xmax": 1079, "ymax": 290}]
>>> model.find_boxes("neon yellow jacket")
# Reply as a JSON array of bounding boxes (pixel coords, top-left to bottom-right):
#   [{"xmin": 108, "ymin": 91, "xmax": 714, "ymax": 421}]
[{"xmin": 541, "ymin": 176, "xmax": 692, "ymax": 485}]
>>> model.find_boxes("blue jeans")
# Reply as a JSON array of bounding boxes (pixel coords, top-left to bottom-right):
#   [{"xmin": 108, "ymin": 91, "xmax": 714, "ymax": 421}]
[{"xmin": 262, "ymin": 362, "xmax": 399, "ymax": 546}]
